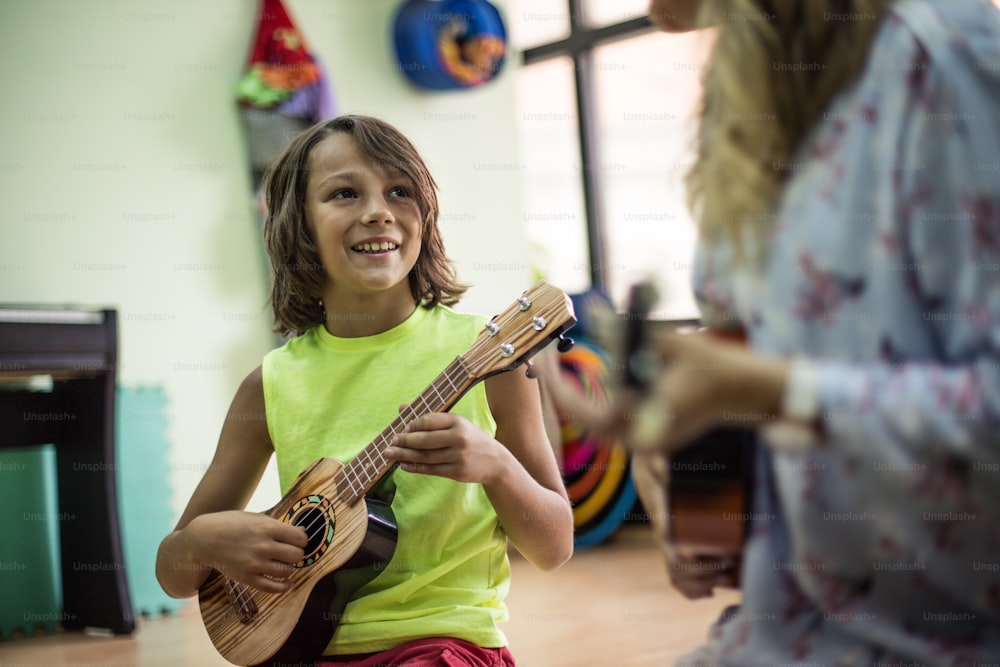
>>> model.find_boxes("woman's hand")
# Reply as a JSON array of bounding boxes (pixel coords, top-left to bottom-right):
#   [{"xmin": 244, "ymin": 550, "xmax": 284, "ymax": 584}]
[
  {"xmin": 665, "ymin": 545, "xmax": 739, "ymax": 599},
  {"xmin": 183, "ymin": 511, "xmax": 307, "ymax": 594},
  {"xmin": 386, "ymin": 409, "xmax": 509, "ymax": 484},
  {"xmin": 623, "ymin": 329, "xmax": 787, "ymax": 453},
  {"xmin": 530, "ymin": 328, "xmax": 786, "ymax": 454}
]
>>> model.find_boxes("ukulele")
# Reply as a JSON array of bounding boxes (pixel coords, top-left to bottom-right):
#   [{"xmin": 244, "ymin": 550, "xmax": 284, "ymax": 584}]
[
  {"xmin": 667, "ymin": 425, "xmax": 756, "ymax": 586},
  {"xmin": 198, "ymin": 281, "xmax": 576, "ymax": 667},
  {"xmin": 619, "ymin": 284, "xmax": 755, "ymax": 587}
]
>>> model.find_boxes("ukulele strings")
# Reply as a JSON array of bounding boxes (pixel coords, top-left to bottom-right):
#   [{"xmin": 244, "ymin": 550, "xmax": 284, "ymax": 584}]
[{"xmin": 331, "ymin": 359, "xmax": 467, "ymax": 500}]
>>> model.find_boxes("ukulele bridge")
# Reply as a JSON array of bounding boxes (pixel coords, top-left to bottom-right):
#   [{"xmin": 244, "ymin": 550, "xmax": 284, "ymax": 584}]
[{"xmin": 224, "ymin": 577, "xmax": 259, "ymax": 624}]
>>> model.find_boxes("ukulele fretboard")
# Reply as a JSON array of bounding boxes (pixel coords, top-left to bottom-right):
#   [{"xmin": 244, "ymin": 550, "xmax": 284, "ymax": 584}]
[{"xmin": 334, "ymin": 357, "xmax": 475, "ymax": 503}]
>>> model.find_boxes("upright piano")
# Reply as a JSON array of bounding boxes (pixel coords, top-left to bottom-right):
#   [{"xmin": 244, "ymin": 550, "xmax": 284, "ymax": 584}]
[{"xmin": 0, "ymin": 306, "xmax": 134, "ymax": 635}]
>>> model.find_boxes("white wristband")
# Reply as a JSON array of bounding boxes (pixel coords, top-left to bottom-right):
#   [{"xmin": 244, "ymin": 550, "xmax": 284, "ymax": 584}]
[
  {"xmin": 782, "ymin": 358, "xmax": 821, "ymax": 423},
  {"xmin": 763, "ymin": 358, "xmax": 822, "ymax": 452}
]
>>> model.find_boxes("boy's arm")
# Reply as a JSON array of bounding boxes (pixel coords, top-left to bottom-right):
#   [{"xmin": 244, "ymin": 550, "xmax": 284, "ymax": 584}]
[
  {"xmin": 483, "ymin": 367, "xmax": 574, "ymax": 571},
  {"xmin": 155, "ymin": 366, "xmax": 306, "ymax": 598}
]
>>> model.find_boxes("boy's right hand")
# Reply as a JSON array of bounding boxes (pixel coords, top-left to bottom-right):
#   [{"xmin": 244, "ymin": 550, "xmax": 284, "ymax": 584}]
[{"xmin": 187, "ymin": 511, "xmax": 308, "ymax": 594}]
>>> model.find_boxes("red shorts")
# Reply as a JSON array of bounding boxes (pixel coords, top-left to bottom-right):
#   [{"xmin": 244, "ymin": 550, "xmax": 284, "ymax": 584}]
[{"xmin": 317, "ymin": 637, "xmax": 516, "ymax": 667}]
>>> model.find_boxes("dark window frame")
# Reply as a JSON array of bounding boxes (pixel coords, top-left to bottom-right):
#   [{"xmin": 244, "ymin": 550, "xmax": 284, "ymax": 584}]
[{"xmin": 520, "ymin": 1, "xmax": 658, "ymax": 293}]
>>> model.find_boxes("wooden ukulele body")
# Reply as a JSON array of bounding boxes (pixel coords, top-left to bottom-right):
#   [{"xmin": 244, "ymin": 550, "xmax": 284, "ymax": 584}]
[{"xmin": 198, "ymin": 457, "xmax": 398, "ymax": 667}]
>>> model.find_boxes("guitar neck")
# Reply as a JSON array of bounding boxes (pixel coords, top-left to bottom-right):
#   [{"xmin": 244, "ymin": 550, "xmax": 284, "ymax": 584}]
[{"xmin": 334, "ymin": 356, "xmax": 476, "ymax": 503}]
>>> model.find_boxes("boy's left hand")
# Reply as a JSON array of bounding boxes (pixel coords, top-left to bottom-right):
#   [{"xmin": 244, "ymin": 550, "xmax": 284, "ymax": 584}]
[{"xmin": 385, "ymin": 409, "xmax": 507, "ymax": 484}]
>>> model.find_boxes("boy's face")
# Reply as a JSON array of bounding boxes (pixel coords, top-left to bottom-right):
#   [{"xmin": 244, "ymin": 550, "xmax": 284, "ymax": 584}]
[{"xmin": 304, "ymin": 133, "xmax": 423, "ymax": 305}]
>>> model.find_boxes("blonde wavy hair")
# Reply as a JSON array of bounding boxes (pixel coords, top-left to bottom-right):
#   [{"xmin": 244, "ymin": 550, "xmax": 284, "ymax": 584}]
[{"xmin": 687, "ymin": 0, "xmax": 892, "ymax": 261}]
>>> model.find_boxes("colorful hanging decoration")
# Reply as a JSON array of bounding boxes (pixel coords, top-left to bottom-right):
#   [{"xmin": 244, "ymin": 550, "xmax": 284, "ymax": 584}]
[
  {"xmin": 393, "ymin": 0, "xmax": 508, "ymax": 90},
  {"xmin": 236, "ymin": 0, "xmax": 335, "ymax": 190}
]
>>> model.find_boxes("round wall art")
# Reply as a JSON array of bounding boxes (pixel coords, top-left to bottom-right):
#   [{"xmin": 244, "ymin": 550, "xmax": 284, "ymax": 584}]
[{"xmin": 393, "ymin": 0, "xmax": 508, "ymax": 90}]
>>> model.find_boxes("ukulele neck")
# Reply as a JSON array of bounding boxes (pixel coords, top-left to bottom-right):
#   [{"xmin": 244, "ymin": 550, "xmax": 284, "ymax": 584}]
[{"xmin": 334, "ymin": 356, "xmax": 475, "ymax": 504}]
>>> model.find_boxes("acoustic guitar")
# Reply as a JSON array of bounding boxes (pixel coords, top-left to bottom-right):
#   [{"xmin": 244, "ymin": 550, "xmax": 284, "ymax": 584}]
[
  {"xmin": 620, "ymin": 284, "xmax": 755, "ymax": 587},
  {"xmin": 198, "ymin": 281, "xmax": 576, "ymax": 666}
]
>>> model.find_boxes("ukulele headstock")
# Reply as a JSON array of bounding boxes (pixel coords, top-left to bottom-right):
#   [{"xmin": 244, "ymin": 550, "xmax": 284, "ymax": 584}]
[
  {"xmin": 621, "ymin": 281, "xmax": 661, "ymax": 392},
  {"xmin": 572, "ymin": 280, "xmax": 661, "ymax": 394},
  {"xmin": 464, "ymin": 281, "xmax": 577, "ymax": 381}
]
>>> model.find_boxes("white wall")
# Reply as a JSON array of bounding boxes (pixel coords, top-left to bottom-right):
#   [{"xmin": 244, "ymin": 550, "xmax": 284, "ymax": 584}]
[{"xmin": 0, "ymin": 1, "xmax": 530, "ymax": 517}]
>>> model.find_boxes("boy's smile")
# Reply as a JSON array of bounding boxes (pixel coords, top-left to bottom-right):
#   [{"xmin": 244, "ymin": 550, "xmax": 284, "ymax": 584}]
[{"xmin": 351, "ymin": 237, "xmax": 400, "ymax": 255}]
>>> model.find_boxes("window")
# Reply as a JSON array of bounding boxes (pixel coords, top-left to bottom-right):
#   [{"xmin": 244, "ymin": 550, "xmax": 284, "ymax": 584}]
[{"xmin": 511, "ymin": 0, "xmax": 711, "ymax": 319}]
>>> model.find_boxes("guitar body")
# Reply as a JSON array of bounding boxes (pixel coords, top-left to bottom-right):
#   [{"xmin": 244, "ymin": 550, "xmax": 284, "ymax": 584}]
[
  {"xmin": 667, "ymin": 427, "xmax": 756, "ymax": 585},
  {"xmin": 198, "ymin": 458, "xmax": 398, "ymax": 667}
]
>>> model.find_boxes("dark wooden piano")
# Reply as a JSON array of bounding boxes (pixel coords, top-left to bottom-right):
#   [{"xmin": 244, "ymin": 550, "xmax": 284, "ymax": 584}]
[{"xmin": 0, "ymin": 306, "xmax": 134, "ymax": 634}]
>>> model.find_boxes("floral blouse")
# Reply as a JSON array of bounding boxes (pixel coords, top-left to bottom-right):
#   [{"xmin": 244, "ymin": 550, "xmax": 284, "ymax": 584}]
[{"xmin": 691, "ymin": 0, "xmax": 1000, "ymax": 664}]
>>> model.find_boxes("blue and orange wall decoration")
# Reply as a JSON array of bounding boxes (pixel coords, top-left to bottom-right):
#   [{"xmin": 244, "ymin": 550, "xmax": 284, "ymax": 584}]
[{"xmin": 393, "ymin": 0, "xmax": 508, "ymax": 90}]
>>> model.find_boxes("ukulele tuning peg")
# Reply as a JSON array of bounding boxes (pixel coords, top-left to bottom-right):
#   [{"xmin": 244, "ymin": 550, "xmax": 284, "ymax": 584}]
[
  {"xmin": 524, "ymin": 360, "xmax": 537, "ymax": 379},
  {"xmin": 557, "ymin": 335, "xmax": 575, "ymax": 353}
]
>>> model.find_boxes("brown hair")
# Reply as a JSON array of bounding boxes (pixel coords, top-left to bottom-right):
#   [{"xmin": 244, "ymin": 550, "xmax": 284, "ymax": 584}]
[
  {"xmin": 262, "ymin": 114, "xmax": 468, "ymax": 336},
  {"xmin": 687, "ymin": 0, "xmax": 890, "ymax": 262}
]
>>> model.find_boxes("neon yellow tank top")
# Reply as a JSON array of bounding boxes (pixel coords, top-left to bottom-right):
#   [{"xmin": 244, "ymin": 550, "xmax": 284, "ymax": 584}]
[{"xmin": 262, "ymin": 304, "xmax": 509, "ymax": 654}]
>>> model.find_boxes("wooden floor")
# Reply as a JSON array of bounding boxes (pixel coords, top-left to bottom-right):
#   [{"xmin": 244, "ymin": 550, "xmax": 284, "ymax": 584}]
[{"xmin": 0, "ymin": 525, "xmax": 739, "ymax": 667}]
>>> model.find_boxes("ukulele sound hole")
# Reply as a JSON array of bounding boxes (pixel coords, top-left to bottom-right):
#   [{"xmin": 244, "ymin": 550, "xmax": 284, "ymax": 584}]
[{"xmin": 284, "ymin": 494, "xmax": 336, "ymax": 568}]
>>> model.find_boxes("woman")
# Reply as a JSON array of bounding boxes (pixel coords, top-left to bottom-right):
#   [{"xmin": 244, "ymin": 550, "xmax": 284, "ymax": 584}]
[{"xmin": 544, "ymin": 0, "xmax": 1000, "ymax": 663}]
